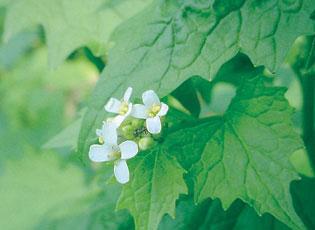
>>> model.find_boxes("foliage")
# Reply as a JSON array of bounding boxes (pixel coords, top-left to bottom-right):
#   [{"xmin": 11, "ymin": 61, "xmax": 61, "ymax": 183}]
[{"xmin": 0, "ymin": 0, "xmax": 315, "ymax": 230}]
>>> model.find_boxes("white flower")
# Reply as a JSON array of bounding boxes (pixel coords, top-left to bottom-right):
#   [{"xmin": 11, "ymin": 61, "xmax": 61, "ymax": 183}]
[
  {"xmin": 105, "ymin": 87, "xmax": 133, "ymax": 126},
  {"xmin": 89, "ymin": 122, "xmax": 138, "ymax": 184},
  {"xmin": 131, "ymin": 90, "xmax": 168, "ymax": 134},
  {"xmin": 95, "ymin": 120, "xmax": 113, "ymax": 144}
]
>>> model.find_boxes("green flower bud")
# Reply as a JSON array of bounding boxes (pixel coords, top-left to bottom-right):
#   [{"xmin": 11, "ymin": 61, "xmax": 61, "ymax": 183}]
[
  {"xmin": 131, "ymin": 118, "xmax": 144, "ymax": 129},
  {"xmin": 121, "ymin": 124, "xmax": 134, "ymax": 139},
  {"xmin": 138, "ymin": 137, "xmax": 154, "ymax": 150},
  {"xmin": 121, "ymin": 118, "xmax": 132, "ymax": 126}
]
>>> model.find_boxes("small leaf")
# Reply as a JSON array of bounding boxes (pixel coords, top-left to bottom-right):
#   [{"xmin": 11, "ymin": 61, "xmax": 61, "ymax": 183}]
[
  {"xmin": 191, "ymin": 73, "xmax": 305, "ymax": 229},
  {"xmin": 116, "ymin": 146, "xmax": 188, "ymax": 230}
]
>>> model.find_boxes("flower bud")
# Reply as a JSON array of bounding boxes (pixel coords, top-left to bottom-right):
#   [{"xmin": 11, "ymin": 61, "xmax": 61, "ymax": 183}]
[
  {"xmin": 121, "ymin": 124, "xmax": 134, "ymax": 139},
  {"xmin": 131, "ymin": 118, "xmax": 144, "ymax": 129},
  {"xmin": 138, "ymin": 137, "xmax": 154, "ymax": 150}
]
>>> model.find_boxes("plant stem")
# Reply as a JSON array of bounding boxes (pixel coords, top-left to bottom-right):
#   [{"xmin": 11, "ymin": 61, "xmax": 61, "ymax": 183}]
[
  {"xmin": 300, "ymin": 73, "xmax": 315, "ymax": 168},
  {"xmin": 299, "ymin": 36, "xmax": 315, "ymax": 169}
]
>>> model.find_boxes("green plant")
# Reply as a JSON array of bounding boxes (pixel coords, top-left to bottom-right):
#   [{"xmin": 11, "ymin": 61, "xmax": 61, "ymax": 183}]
[{"xmin": 1, "ymin": 0, "xmax": 315, "ymax": 229}]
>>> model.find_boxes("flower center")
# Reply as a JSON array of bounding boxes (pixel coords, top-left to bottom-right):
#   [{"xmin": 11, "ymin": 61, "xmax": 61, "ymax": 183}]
[
  {"xmin": 109, "ymin": 150, "xmax": 121, "ymax": 160},
  {"xmin": 148, "ymin": 104, "xmax": 161, "ymax": 117},
  {"xmin": 119, "ymin": 101, "xmax": 129, "ymax": 115}
]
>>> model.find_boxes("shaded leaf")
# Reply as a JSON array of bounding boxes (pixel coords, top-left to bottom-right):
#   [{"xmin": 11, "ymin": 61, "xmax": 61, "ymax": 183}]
[
  {"xmin": 192, "ymin": 73, "xmax": 305, "ymax": 229},
  {"xmin": 3, "ymin": 0, "xmax": 152, "ymax": 67}
]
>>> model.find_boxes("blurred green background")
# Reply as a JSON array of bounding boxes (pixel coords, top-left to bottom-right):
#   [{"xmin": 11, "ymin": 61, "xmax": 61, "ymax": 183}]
[
  {"xmin": 0, "ymin": 7, "xmax": 118, "ymax": 228},
  {"xmin": 0, "ymin": 4, "xmax": 314, "ymax": 230}
]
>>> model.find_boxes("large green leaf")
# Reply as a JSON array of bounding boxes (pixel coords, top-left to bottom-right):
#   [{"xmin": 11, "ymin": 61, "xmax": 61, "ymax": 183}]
[
  {"xmin": 3, "ymin": 0, "xmax": 151, "ymax": 67},
  {"xmin": 78, "ymin": 0, "xmax": 315, "ymax": 161},
  {"xmin": 104, "ymin": 0, "xmax": 314, "ymax": 95},
  {"xmin": 191, "ymin": 73, "xmax": 305, "ymax": 229},
  {"xmin": 159, "ymin": 178, "xmax": 315, "ymax": 230},
  {"xmin": 158, "ymin": 197, "xmax": 244, "ymax": 230},
  {"xmin": 171, "ymin": 78, "xmax": 201, "ymax": 117},
  {"xmin": 291, "ymin": 177, "xmax": 315, "ymax": 230},
  {"xmin": 159, "ymin": 197, "xmax": 289, "ymax": 230},
  {"xmin": 116, "ymin": 146, "xmax": 188, "ymax": 230}
]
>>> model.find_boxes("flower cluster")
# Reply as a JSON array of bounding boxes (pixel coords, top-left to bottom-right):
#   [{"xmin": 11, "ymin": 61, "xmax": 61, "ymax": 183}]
[{"xmin": 89, "ymin": 87, "xmax": 168, "ymax": 184}]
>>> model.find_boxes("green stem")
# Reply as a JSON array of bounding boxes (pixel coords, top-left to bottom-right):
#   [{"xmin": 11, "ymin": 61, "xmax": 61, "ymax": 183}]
[
  {"xmin": 305, "ymin": 37, "xmax": 315, "ymax": 70},
  {"xmin": 298, "ymin": 36, "xmax": 315, "ymax": 169},
  {"xmin": 300, "ymin": 73, "xmax": 315, "ymax": 169},
  {"xmin": 293, "ymin": 36, "xmax": 315, "ymax": 170}
]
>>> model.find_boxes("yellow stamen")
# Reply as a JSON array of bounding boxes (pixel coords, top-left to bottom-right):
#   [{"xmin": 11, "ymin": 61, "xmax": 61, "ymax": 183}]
[
  {"xmin": 119, "ymin": 101, "xmax": 129, "ymax": 115},
  {"xmin": 109, "ymin": 151, "xmax": 121, "ymax": 160},
  {"xmin": 148, "ymin": 104, "xmax": 161, "ymax": 117}
]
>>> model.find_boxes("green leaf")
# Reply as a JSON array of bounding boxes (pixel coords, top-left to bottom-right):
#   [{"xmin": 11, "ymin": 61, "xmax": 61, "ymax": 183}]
[
  {"xmin": 233, "ymin": 204, "xmax": 289, "ymax": 230},
  {"xmin": 3, "ymin": 0, "xmax": 151, "ymax": 67},
  {"xmin": 116, "ymin": 110, "xmax": 218, "ymax": 230},
  {"xmin": 290, "ymin": 149, "xmax": 314, "ymax": 178},
  {"xmin": 0, "ymin": 30, "xmax": 38, "ymax": 69},
  {"xmin": 116, "ymin": 146, "xmax": 188, "ymax": 230},
  {"xmin": 191, "ymin": 73, "xmax": 305, "ymax": 229},
  {"xmin": 159, "ymin": 196, "xmax": 290, "ymax": 230},
  {"xmin": 291, "ymin": 177, "xmax": 315, "ymax": 230},
  {"xmin": 165, "ymin": 117, "xmax": 223, "ymax": 171},
  {"xmin": 190, "ymin": 76, "xmax": 213, "ymax": 104},
  {"xmin": 158, "ymin": 197, "xmax": 243, "ymax": 230},
  {"xmin": 201, "ymin": 82, "xmax": 236, "ymax": 116},
  {"xmin": 78, "ymin": 0, "xmax": 314, "ymax": 160},
  {"xmin": 106, "ymin": 0, "xmax": 314, "ymax": 95},
  {"xmin": 232, "ymin": 178, "xmax": 315, "ymax": 230},
  {"xmin": 43, "ymin": 116, "xmax": 83, "ymax": 150},
  {"xmin": 158, "ymin": 197, "xmax": 212, "ymax": 230},
  {"xmin": 171, "ymin": 78, "xmax": 201, "ymax": 117}
]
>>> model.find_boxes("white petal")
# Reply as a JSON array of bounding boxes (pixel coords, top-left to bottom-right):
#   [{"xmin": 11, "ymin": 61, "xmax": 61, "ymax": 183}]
[
  {"xmin": 157, "ymin": 102, "xmax": 169, "ymax": 116},
  {"xmin": 126, "ymin": 103, "xmax": 133, "ymax": 116},
  {"xmin": 114, "ymin": 160, "xmax": 129, "ymax": 184},
  {"xmin": 142, "ymin": 90, "xmax": 160, "ymax": 106},
  {"xmin": 119, "ymin": 140, "xmax": 138, "ymax": 160},
  {"xmin": 111, "ymin": 104, "xmax": 132, "ymax": 126},
  {"xmin": 102, "ymin": 122, "xmax": 117, "ymax": 145},
  {"xmin": 96, "ymin": 128, "xmax": 103, "ymax": 137},
  {"xmin": 105, "ymin": 98, "xmax": 121, "ymax": 113},
  {"xmin": 131, "ymin": 104, "xmax": 148, "ymax": 119},
  {"xmin": 112, "ymin": 115, "xmax": 126, "ymax": 127},
  {"xmin": 146, "ymin": 116, "xmax": 161, "ymax": 134},
  {"xmin": 89, "ymin": 144, "xmax": 112, "ymax": 162},
  {"xmin": 123, "ymin": 87, "xmax": 133, "ymax": 102}
]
